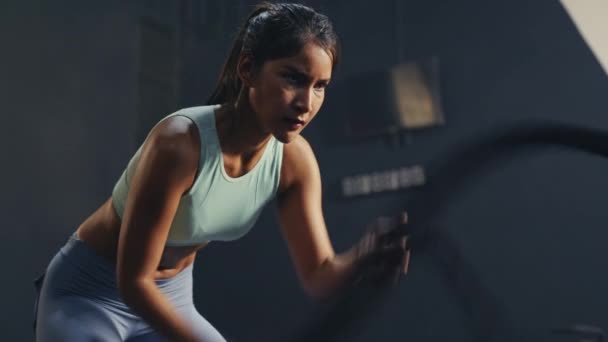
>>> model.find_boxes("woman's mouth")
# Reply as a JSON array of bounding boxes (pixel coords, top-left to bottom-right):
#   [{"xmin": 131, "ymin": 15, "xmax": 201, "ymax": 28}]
[{"xmin": 283, "ymin": 117, "xmax": 304, "ymax": 130}]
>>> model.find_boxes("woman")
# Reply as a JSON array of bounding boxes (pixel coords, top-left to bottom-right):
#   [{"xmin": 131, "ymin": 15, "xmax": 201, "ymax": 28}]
[{"xmin": 34, "ymin": 3, "xmax": 409, "ymax": 341}]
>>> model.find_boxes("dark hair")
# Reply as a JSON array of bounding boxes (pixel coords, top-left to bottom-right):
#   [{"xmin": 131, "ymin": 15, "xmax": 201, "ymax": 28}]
[{"xmin": 207, "ymin": 2, "xmax": 340, "ymax": 105}]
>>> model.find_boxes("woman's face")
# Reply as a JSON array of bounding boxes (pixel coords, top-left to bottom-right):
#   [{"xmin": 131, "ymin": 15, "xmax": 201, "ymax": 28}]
[{"xmin": 246, "ymin": 42, "xmax": 333, "ymax": 143}]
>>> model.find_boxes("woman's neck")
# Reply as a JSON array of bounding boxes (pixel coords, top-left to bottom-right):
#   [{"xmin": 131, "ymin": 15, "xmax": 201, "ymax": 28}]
[{"xmin": 215, "ymin": 99, "xmax": 272, "ymax": 158}]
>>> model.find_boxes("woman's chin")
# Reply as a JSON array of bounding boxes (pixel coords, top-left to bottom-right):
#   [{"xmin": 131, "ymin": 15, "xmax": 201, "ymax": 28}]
[{"xmin": 274, "ymin": 130, "xmax": 300, "ymax": 144}]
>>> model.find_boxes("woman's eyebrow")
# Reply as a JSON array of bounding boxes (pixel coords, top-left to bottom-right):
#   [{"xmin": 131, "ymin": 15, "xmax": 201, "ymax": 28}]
[{"xmin": 282, "ymin": 65, "xmax": 331, "ymax": 83}]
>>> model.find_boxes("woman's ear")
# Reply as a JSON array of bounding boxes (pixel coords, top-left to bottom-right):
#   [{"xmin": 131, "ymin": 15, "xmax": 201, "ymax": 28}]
[{"xmin": 237, "ymin": 54, "xmax": 256, "ymax": 87}]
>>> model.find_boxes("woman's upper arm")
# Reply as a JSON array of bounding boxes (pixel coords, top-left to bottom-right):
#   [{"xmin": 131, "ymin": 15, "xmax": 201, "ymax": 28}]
[
  {"xmin": 277, "ymin": 137, "xmax": 335, "ymax": 285},
  {"xmin": 116, "ymin": 116, "xmax": 200, "ymax": 287}
]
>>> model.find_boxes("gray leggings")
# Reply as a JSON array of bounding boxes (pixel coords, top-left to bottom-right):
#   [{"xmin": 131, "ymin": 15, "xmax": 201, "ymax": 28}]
[{"xmin": 34, "ymin": 234, "xmax": 226, "ymax": 341}]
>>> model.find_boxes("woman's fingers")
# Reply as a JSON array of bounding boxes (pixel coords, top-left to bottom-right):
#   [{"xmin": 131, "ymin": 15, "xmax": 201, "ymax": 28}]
[
  {"xmin": 400, "ymin": 211, "xmax": 408, "ymax": 225},
  {"xmin": 403, "ymin": 249, "xmax": 410, "ymax": 274},
  {"xmin": 399, "ymin": 236, "xmax": 409, "ymax": 274},
  {"xmin": 356, "ymin": 210, "xmax": 411, "ymax": 286}
]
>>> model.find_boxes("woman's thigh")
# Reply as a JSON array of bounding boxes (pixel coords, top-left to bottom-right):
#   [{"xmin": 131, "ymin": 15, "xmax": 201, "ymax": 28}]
[
  {"xmin": 34, "ymin": 235, "xmax": 133, "ymax": 341},
  {"xmin": 36, "ymin": 295, "xmax": 128, "ymax": 342},
  {"xmin": 127, "ymin": 306, "xmax": 226, "ymax": 342}
]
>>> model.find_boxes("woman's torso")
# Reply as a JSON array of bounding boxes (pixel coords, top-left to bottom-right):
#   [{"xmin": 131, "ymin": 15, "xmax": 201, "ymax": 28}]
[
  {"xmin": 75, "ymin": 105, "xmax": 286, "ymax": 280},
  {"xmin": 76, "ymin": 197, "xmax": 205, "ymax": 280}
]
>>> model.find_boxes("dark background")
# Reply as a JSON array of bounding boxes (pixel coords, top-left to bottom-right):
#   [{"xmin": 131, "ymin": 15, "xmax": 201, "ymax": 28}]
[{"xmin": 2, "ymin": 0, "xmax": 607, "ymax": 341}]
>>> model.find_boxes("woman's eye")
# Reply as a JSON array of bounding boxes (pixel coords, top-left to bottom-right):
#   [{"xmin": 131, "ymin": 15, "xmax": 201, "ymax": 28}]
[
  {"xmin": 283, "ymin": 74, "xmax": 299, "ymax": 84},
  {"xmin": 314, "ymin": 83, "xmax": 328, "ymax": 91}
]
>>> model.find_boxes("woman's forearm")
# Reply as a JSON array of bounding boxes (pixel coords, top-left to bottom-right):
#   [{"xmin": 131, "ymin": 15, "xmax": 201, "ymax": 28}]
[
  {"xmin": 305, "ymin": 247, "xmax": 359, "ymax": 300},
  {"xmin": 119, "ymin": 279, "xmax": 198, "ymax": 341}
]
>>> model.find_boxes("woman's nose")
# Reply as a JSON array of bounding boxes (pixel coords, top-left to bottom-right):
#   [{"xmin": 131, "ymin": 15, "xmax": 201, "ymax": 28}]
[{"xmin": 293, "ymin": 88, "xmax": 313, "ymax": 113}]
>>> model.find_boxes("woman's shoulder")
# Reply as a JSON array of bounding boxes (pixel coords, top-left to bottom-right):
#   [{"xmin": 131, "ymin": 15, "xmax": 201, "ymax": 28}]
[
  {"xmin": 283, "ymin": 135, "xmax": 314, "ymax": 160},
  {"xmin": 280, "ymin": 135, "xmax": 320, "ymax": 191},
  {"xmin": 150, "ymin": 115, "xmax": 200, "ymax": 150},
  {"xmin": 142, "ymin": 114, "xmax": 201, "ymax": 175},
  {"xmin": 146, "ymin": 104, "xmax": 218, "ymax": 155}
]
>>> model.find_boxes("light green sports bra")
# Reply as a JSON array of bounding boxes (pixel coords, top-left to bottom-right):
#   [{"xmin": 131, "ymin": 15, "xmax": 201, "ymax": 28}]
[{"xmin": 111, "ymin": 105, "xmax": 284, "ymax": 246}]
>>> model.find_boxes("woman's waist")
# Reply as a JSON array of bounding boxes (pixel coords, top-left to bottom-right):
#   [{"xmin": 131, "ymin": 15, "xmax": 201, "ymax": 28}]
[
  {"xmin": 76, "ymin": 198, "xmax": 206, "ymax": 280},
  {"xmin": 76, "ymin": 230, "xmax": 203, "ymax": 280}
]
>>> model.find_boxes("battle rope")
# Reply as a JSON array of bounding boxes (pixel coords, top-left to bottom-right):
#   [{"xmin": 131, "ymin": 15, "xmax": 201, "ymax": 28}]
[{"xmin": 290, "ymin": 120, "xmax": 608, "ymax": 342}]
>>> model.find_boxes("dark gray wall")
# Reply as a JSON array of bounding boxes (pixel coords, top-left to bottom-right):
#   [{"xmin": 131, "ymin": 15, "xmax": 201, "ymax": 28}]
[
  {"xmin": 3, "ymin": 0, "xmax": 608, "ymax": 341},
  {"xmin": 2, "ymin": 1, "xmax": 137, "ymax": 340}
]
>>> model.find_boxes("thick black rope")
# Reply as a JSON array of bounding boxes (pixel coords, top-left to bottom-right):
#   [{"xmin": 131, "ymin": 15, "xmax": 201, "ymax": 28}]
[{"xmin": 289, "ymin": 120, "xmax": 608, "ymax": 342}]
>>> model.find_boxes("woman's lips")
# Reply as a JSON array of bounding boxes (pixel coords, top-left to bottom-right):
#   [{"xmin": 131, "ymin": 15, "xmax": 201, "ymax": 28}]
[{"xmin": 283, "ymin": 117, "xmax": 304, "ymax": 130}]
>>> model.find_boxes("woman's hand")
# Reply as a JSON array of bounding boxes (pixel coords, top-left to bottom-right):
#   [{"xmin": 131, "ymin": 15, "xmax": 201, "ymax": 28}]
[{"xmin": 351, "ymin": 212, "xmax": 410, "ymax": 287}]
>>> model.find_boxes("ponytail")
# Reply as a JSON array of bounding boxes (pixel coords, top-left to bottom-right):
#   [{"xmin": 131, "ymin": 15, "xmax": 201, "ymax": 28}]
[{"xmin": 206, "ymin": 3, "xmax": 271, "ymax": 105}]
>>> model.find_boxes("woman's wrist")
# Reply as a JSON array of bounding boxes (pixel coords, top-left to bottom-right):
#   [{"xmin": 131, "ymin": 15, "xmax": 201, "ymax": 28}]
[{"xmin": 305, "ymin": 248, "xmax": 360, "ymax": 300}]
